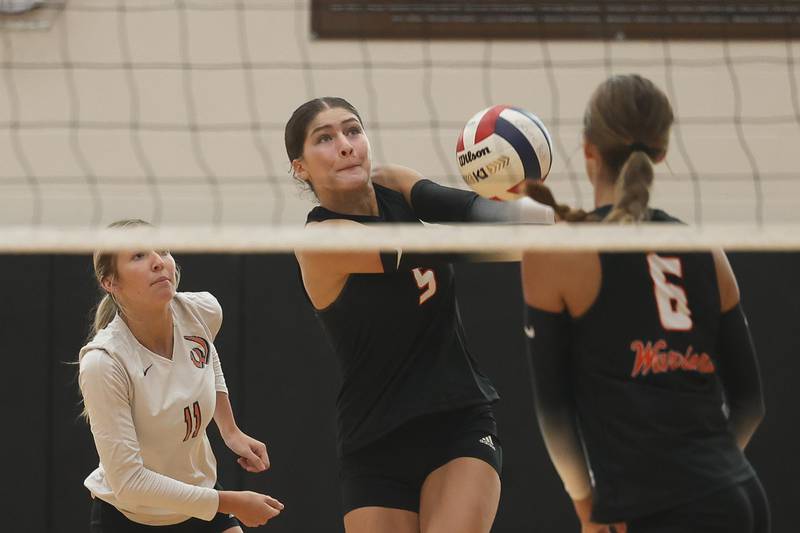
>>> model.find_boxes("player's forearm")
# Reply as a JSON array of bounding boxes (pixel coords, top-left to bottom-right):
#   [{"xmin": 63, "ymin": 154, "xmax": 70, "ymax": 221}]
[
  {"xmin": 213, "ymin": 391, "xmax": 240, "ymax": 440},
  {"xmin": 716, "ymin": 304, "xmax": 765, "ymax": 450},
  {"xmin": 411, "ymin": 178, "xmax": 554, "ymax": 224},
  {"xmin": 216, "ymin": 490, "xmax": 240, "ymax": 515},
  {"xmin": 537, "ymin": 408, "xmax": 592, "ymax": 500},
  {"xmin": 525, "ymin": 305, "xmax": 590, "ymax": 499},
  {"xmin": 113, "ymin": 466, "xmax": 219, "ymax": 520}
]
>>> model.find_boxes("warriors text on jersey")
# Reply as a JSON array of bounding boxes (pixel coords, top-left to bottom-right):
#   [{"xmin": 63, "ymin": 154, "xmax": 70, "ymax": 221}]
[
  {"xmin": 79, "ymin": 292, "xmax": 228, "ymax": 526},
  {"xmin": 304, "ymin": 184, "xmax": 498, "ymax": 455}
]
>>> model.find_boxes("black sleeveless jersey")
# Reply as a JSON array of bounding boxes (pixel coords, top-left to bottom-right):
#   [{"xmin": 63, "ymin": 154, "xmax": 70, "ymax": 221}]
[
  {"xmin": 572, "ymin": 206, "xmax": 753, "ymax": 522},
  {"xmin": 304, "ymin": 184, "xmax": 498, "ymax": 456}
]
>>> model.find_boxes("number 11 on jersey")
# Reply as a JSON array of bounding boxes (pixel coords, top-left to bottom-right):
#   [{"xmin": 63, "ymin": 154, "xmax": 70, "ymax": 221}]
[{"xmin": 182, "ymin": 401, "xmax": 201, "ymax": 442}]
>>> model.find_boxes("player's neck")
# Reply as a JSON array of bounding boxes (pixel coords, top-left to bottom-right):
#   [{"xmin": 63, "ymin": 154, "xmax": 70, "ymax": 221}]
[
  {"xmin": 122, "ymin": 305, "xmax": 175, "ymax": 359},
  {"xmin": 321, "ymin": 183, "xmax": 379, "ymax": 217},
  {"xmin": 594, "ymin": 180, "xmax": 615, "ymax": 209}
]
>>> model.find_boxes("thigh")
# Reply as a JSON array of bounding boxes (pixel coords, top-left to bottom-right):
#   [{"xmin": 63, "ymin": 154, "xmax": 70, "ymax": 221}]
[
  {"xmin": 344, "ymin": 506, "xmax": 419, "ymax": 533},
  {"xmin": 419, "ymin": 457, "xmax": 501, "ymax": 533}
]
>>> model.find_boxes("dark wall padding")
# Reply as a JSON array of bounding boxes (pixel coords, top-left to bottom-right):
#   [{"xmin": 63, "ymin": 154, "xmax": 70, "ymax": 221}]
[{"xmin": 2, "ymin": 252, "xmax": 796, "ymax": 532}]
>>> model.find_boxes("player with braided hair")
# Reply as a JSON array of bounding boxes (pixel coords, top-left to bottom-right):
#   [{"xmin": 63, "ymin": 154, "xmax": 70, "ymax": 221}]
[{"xmin": 522, "ymin": 74, "xmax": 770, "ymax": 533}]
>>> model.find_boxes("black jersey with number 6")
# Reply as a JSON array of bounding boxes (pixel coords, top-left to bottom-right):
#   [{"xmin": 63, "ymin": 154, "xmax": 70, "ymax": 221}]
[
  {"xmin": 304, "ymin": 184, "xmax": 498, "ymax": 456},
  {"xmin": 569, "ymin": 206, "xmax": 754, "ymax": 522}
]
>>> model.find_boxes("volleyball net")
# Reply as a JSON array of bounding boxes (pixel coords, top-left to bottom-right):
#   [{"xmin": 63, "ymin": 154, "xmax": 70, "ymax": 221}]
[{"xmin": 1, "ymin": 0, "xmax": 799, "ymax": 252}]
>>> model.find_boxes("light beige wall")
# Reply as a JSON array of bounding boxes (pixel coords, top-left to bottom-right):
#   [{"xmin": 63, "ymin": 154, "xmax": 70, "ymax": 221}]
[{"xmin": 1, "ymin": 1, "xmax": 798, "ymax": 227}]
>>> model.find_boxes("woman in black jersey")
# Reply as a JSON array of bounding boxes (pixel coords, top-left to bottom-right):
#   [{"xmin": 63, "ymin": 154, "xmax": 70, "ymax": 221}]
[
  {"xmin": 285, "ymin": 97, "xmax": 553, "ymax": 533},
  {"xmin": 522, "ymin": 74, "xmax": 769, "ymax": 533}
]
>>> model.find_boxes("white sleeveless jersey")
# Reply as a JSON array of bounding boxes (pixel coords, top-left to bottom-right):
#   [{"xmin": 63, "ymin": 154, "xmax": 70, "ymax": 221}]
[{"xmin": 79, "ymin": 292, "xmax": 229, "ymax": 526}]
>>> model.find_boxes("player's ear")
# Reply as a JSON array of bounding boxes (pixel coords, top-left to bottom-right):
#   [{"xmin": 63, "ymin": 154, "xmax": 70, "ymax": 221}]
[
  {"xmin": 583, "ymin": 137, "xmax": 601, "ymax": 185},
  {"xmin": 101, "ymin": 275, "xmax": 114, "ymax": 294},
  {"xmin": 292, "ymin": 158, "xmax": 310, "ymax": 183},
  {"xmin": 583, "ymin": 137, "xmax": 600, "ymax": 162}
]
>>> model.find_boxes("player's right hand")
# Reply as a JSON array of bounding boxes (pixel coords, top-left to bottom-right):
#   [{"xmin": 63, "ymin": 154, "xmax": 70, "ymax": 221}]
[{"xmin": 219, "ymin": 490, "xmax": 284, "ymax": 527}]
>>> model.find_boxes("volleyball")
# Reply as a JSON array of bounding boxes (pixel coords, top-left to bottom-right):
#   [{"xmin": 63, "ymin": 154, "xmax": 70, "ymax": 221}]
[{"xmin": 456, "ymin": 105, "xmax": 553, "ymax": 200}]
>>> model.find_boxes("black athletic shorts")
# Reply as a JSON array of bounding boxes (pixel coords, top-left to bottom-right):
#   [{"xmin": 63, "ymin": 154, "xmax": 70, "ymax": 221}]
[
  {"xmin": 627, "ymin": 476, "xmax": 770, "ymax": 533},
  {"xmin": 339, "ymin": 403, "xmax": 502, "ymax": 515},
  {"xmin": 90, "ymin": 489, "xmax": 241, "ymax": 533}
]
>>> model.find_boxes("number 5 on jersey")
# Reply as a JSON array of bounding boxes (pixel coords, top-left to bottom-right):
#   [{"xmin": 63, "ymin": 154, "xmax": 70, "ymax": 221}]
[
  {"xmin": 412, "ymin": 268, "xmax": 437, "ymax": 305},
  {"xmin": 647, "ymin": 253, "xmax": 692, "ymax": 331}
]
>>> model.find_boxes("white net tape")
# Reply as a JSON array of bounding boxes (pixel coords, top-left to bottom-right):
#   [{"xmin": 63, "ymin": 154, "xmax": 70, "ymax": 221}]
[{"xmin": 4, "ymin": 223, "xmax": 800, "ymax": 253}]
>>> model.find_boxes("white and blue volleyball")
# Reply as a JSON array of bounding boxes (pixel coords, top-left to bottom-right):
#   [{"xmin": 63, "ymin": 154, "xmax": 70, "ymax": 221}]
[{"xmin": 456, "ymin": 105, "xmax": 553, "ymax": 200}]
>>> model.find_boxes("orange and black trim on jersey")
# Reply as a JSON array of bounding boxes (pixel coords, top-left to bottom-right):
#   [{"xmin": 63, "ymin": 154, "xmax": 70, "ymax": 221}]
[{"xmin": 184, "ymin": 336, "xmax": 210, "ymax": 369}]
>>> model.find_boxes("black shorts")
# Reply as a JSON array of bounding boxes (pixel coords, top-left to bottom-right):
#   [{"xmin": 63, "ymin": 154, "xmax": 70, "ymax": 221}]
[
  {"xmin": 627, "ymin": 476, "xmax": 770, "ymax": 533},
  {"xmin": 340, "ymin": 403, "xmax": 502, "ymax": 515},
  {"xmin": 90, "ymin": 494, "xmax": 240, "ymax": 533}
]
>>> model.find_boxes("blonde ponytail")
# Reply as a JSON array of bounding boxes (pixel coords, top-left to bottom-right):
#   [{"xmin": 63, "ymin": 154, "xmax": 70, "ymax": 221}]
[
  {"xmin": 605, "ymin": 150, "xmax": 654, "ymax": 223},
  {"xmin": 90, "ymin": 294, "xmax": 119, "ymax": 340}
]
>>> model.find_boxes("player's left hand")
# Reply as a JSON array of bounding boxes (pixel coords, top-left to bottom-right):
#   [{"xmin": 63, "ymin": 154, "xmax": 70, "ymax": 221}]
[{"xmin": 224, "ymin": 430, "xmax": 270, "ymax": 473}]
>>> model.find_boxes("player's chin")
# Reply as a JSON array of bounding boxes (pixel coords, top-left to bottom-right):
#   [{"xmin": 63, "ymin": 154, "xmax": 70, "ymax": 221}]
[
  {"xmin": 151, "ymin": 284, "xmax": 176, "ymax": 301},
  {"xmin": 335, "ymin": 168, "xmax": 370, "ymax": 187}
]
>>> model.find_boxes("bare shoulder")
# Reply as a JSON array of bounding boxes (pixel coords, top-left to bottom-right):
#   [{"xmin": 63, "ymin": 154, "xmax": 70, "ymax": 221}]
[
  {"xmin": 295, "ymin": 219, "xmax": 385, "ymax": 309},
  {"xmin": 295, "ymin": 219, "xmax": 382, "ymax": 275},
  {"xmin": 521, "ymin": 251, "xmax": 579, "ymax": 312},
  {"xmin": 522, "ymin": 250, "xmax": 595, "ymax": 279},
  {"xmin": 522, "ymin": 250, "xmax": 600, "ymax": 316},
  {"xmin": 296, "ymin": 219, "xmax": 361, "ymax": 269}
]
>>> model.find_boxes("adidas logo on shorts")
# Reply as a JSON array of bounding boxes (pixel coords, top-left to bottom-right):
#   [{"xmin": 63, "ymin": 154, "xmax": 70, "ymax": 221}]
[{"xmin": 479, "ymin": 435, "xmax": 496, "ymax": 451}]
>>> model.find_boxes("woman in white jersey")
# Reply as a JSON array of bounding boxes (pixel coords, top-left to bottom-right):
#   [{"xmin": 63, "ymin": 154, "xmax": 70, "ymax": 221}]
[{"xmin": 79, "ymin": 219, "xmax": 284, "ymax": 532}]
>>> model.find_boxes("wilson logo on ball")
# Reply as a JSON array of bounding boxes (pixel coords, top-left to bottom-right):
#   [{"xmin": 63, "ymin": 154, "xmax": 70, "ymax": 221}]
[
  {"xmin": 457, "ymin": 146, "xmax": 492, "ymax": 166},
  {"xmin": 456, "ymin": 104, "xmax": 553, "ymax": 200}
]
